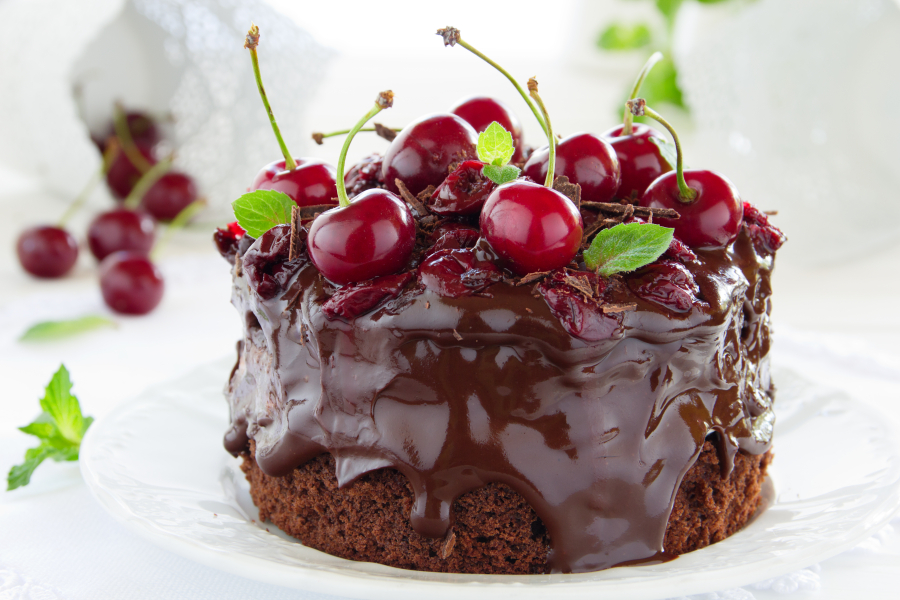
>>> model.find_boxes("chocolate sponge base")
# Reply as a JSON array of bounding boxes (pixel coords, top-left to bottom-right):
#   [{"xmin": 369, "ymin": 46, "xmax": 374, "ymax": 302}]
[{"xmin": 240, "ymin": 441, "xmax": 771, "ymax": 574}]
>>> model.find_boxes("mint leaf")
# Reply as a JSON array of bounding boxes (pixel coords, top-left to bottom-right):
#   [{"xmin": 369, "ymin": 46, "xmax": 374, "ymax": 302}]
[
  {"xmin": 655, "ymin": 0, "xmax": 684, "ymax": 27},
  {"xmin": 40, "ymin": 365, "xmax": 83, "ymax": 444},
  {"xmin": 7, "ymin": 445, "xmax": 53, "ymax": 491},
  {"xmin": 483, "ymin": 164, "xmax": 521, "ymax": 185},
  {"xmin": 232, "ymin": 190, "xmax": 295, "ymax": 238},
  {"xmin": 597, "ymin": 22, "xmax": 652, "ymax": 51},
  {"xmin": 649, "ymin": 136, "xmax": 677, "ymax": 171},
  {"xmin": 640, "ymin": 55, "xmax": 684, "ymax": 109},
  {"xmin": 20, "ymin": 315, "xmax": 116, "ymax": 342},
  {"xmin": 476, "ymin": 121, "xmax": 515, "ymax": 167},
  {"xmin": 584, "ymin": 223, "xmax": 674, "ymax": 277}
]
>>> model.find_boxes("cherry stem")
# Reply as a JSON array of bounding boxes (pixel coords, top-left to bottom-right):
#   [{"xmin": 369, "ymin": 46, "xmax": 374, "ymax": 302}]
[
  {"xmin": 437, "ymin": 28, "xmax": 548, "ymax": 137},
  {"xmin": 528, "ymin": 79, "xmax": 556, "ymax": 189},
  {"xmin": 58, "ymin": 141, "xmax": 120, "ymax": 227},
  {"xmin": 245, "ymin": 24, "xmax": 297, "ymax": 171},
  {"xmin": 151, "ymin": 199, "xmax": 206, "ymax": 261},
  {"xmin": 311, "ymin": 126, "xmax": 399, "ymax": 145},
  {"xmin": 622, "ymin": 51, "xmax": 663, "ymax": 136},
  {"xmin": 335, "ymin": 91, "xmax": 394, "ymax": 208},
  {"xmin": 122, "ymin": 155, "xmax": 173, "ymax": 210},
  {"xmin": 113, "ymin": 103, "xmax": 153, "ymax": 174},
  {"xmin": 628, "ymin": 99, "xmax": 696, "ymax": 202}
]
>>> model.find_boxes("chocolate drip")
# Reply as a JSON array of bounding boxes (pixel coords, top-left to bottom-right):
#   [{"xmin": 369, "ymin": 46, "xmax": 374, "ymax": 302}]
[{"xmin": 224, "ymin": 228, "xmax": 776, "ymax": 573}]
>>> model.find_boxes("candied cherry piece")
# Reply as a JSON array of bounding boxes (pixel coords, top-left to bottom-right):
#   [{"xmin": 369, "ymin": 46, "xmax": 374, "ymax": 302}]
[
  {"xmin": 244, "ymin": 25, "xmax": 339, "ymax": 208},
  {"xmin": 537, "ymin": 271, "xmax": 623, "ymax": 342},
  {"xmin": 242, "ymin": 224, "xmax": 307, "ymax": 300},
  {"xmin": 429, "ymin": 160, "xmax": 494, "ymax": 216},
  {"xmin": 630, "ymin": 98, "xmax": 743, "ymax": 248},
  {"xmin": 344, "ymin": 153, "xmax": 384, "ymax": 198},
  {"xmin": 603, "ymin": 123, "xmax": 671, "ymax": 201},
  {"xmin": 742, "ymin": 202, "xmax": 786, "ymax": 254},
  {"xmin": 307, "ymin": 91, "xmax": 415, "ymax": 286},
  {"xmin": 626, "ymin": 260, "xmax": 699, "ymax": 313},
  {"xmin": 141, "ymin": 172, "xmax": 198, "ymax": 221},
  {"xmin": 214, "ymin": 221, "xmax": 246, "ymax": 263},
  {"xmin": 322, "ymin": 272, "xmax": 414, "ymax": 320},
  {"xmin": 87, "ymin": 208, "xmax": 156, "ymax": 261},
  {"xmin": 523, "ymin": 133, "xmax": 621, "ymax": 203},
  {"xmin": 480, "ymin": 180, "xmax": 583, "ymax": 276},
  {"xmin": 418, "ymin": 248, "xmax": 503, "ymax": 298},
  {"xmin": 451, "ymin": 96, "xmax": 524, "ymax": 162},
  {"xmin": 99, "ymin": 251, "xmax": 165, "ymax": 315},
  {"xmin": 16, "ymin": 226, "xmax": 79, "ymax": 278},
  {"xmin": 382, "ymin": 113, "xmax": 478, "ymax": 196},
  {"xmin": 426, "ymin": 223, "xmax": 480, "ymax": 257}
]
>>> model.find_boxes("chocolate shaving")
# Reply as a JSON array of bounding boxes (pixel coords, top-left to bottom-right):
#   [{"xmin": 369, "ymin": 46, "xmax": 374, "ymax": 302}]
[
  {"xmin": 552, "ymin": 176, "xmax": 581, "ymax": 209},
  {"xmin": 417, "ymin": 185, "xmax": 436, "ymax": 204},
  {"xmin": 234, "ymin": 253, "xmax": 243, "ymax": 278},
  {"xmin": 289, "ymin": 205, "xmax": 301, "ymax": 261},
  {"xmin": 764, "ymin": 210, "xmax": 778, "ymax": 216},
  {"xmin": 581, "ymin": 219, "xmax": 606, "ymax": 242},
  {"xmin": 452, "ymin": 329, "xmax": 463, "ymax": 341},
  {"xmin": 374, "ymin": 123, "xmax": 396, "ymax": 142},
  {"xmin": 564, "ymin": 275, "xmax": 594, "ymax": 299},
  {"xmin": 394, "ymin": 179, "xmax": 428, "ymax": 216},
  {"xmin": 425, "ymin": 301, "xmax": 430, "ymax": 309},
  {"xmin": 602, "ymin": 303, "xmax": 637, "ymax": 314},
  {"xmin": 581, "ymin": 202, "xmax": 680, "ymax": 219},
  {"xmin": 440, "ymin": 529, "xmax": 456, "ymax": 559},
  {"xmin": 516, "ymin": 271, "xmax": 551, "ymax": 286}
]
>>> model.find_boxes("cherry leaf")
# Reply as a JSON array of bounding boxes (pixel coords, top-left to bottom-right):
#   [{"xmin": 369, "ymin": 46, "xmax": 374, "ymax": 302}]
[
  {"xmin": 232, "ymin": 190, "xmax": 295, "ymax": 238},
  {"xmin": 476, "ymin": 121, "xmax": 515, "ymax": 166},
  {"xmin": 482, "ymin": 164, "xmax": 521, "ymax": 185},
  {"xmin": 584, "ymin": 222, "xmax": 674, "ymax": 277},
  {"xmin": 649, "ymin": 136, "xmax": 678, "ymax": 171}
]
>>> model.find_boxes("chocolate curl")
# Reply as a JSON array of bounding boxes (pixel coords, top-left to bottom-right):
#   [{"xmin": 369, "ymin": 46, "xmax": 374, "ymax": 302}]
[{"xmin": 289, "ymin": 205, "xmax": 301, "ymax": 261}]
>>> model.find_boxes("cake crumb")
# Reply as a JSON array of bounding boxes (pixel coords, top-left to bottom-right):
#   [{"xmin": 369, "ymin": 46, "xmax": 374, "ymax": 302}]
[
  {"xmin": 441, "ymin": 530, "xmax": 457, "ymax": 559},
  {"xmin": 425, "ymin": 301, "xmax": 430, "ymax": 309},
  {"xmin": 452, "ymin": 329, "xmax": 463, "ymax": 341},
  {"xmin": 525, "ymin": 308, "xmax": 533, "ymax": 313}
]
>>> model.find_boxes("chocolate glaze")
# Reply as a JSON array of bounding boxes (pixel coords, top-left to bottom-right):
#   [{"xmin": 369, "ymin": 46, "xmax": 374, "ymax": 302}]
[{"xmin": 224, "ymin": 227, "xmax": 776, "ymax": 573}]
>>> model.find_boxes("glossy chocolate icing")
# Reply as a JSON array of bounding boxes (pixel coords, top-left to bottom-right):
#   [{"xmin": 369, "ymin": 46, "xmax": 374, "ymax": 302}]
[{"xmin": 223, "ymin": 225, "xmax": 776, "ymax": 573}]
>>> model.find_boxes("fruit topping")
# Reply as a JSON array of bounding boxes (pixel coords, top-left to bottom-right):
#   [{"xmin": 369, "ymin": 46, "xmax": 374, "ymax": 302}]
[
  {"xmin": 429, "ymin": 160, "xmax": 494, "ymax": 215},
  {"xmin": 664, "ymin": 236, "xmax": 698, "ymax": 264},
  {"xmin": 523, "ymin": 133, "xmax": 621, "ymax": 204},
  {"xmin": 418, "ymin": 248, "xmax": 503, "ymax": 298},
  {"xmin": 426, "ymin": 224, "xmax": 480, "ymax": 257},
  {"xmin": 322, "ymin": 271, "xmax": 414, "ymax": 320},
  {"xmin": 16, "ymin": 226, "xmax": 79, "ymax": 279},
  {"xmin": 214, "ymin": 221, "xmax": 246, "ymax": 263},
  {"xmin": 742, "ymin": 202, "xmax": 786, "ymax": 255},
  {"xmin": 626, "ymin": 260, "xmax": 700, "ymax": 313},
  {"xmin": 604, "ymin": 123, "xmax": 671, "ymax": 201},
  {"xmin": 344, "ymin": 153, "xmax": 385, "ymax": 198},
  {"xmin": 632, "ymin": 99, "xmax": 743, "ymax": 249},
  {"xmin": 99, "ymin": 251, "xmax": 165, "ymax": 315},
  {"xmin": 537, "ymin": 270, "xmax": 624, "ymax": 342},
  {"xmin": 243, "ymin": 224, "xmax": 306, "ymax": 300},
  {"xmin": 382, "ymin": 113, "xmax": 478, "ymax": 196},
  {"xmin": 451, "ymin": 96, "xmax": 525, "ymax": 162}
]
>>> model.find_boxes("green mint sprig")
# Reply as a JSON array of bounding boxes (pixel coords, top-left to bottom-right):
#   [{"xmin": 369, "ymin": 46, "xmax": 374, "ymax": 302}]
[
  {"xmin": 232, "ymin": 190, "xmax": 295, "ymax": 238},
  {"xmin": 476, "ymin": 121, "xmax": 521, "ymax": 185},
  {"xmin": 584, "ymin": 222, "xmax": 674, "ymax": 277},
  {"xmin": 7, "ymin": 365, "xmax": 93, "ymax": 491},
  {"xmin": 20, "ymin": 315, "xmax": 117, "ymax": 342}
]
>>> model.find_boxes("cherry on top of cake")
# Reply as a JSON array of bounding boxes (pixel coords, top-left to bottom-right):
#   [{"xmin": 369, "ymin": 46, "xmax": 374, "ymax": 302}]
[{"xmin": 215, "ymin": 25, "xmax": 786, "ymax": 335}]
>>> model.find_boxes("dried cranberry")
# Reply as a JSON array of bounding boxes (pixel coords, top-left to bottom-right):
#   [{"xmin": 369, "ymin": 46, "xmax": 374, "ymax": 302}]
[
  {"xmin": 345, "ymin": 153, "xmax": 385, "ymax": 198},
  {"xmin": 664, "ymin": 237, "xmax": 698, "ymax": 264},
  {"xmin": 742, "ymin": 202, "xmax": 786, "ymax": 255},
  {"xmin": 214, "ymin": 221, "xmax": 246, "ymax": 263},
  {"xmin": 627, "ymin": 261, "xmax": 698, "ymax": 313},
  {"xmin": 322, "ymin": 272, "xmax": 413, "ymax": 320},
  {"xmin": 418, "ymin": 248, "xmax": 503, "ymax": 298},
  {"xmin": 242, "ymin": 225, "xmax": 307, "ymax": 300},
  {"xmin": 429, "ymin": 160, "xmax": 495, "ymax": 216},
  {"xmin": 537, "ymin": 271, "xmax": 622, "ymax": 342},
  {"xmin": 426, "ymin": 224, "xmax": 480, "ymax": 257}
]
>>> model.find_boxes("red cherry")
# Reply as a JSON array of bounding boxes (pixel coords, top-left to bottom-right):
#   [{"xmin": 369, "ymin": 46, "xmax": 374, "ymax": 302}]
[
  {"xmin": 428, "ymin": 160, "xmax": 495, "ymax": 216},
  {"xmin": 87, "ymin": 208, "xmax": 156, "ymax": 261},
  {"xmin": 251, "ymin": 158, "xmax": 338, "ymax": 207},
  {"xmin": 602, "ymin": 123, "xmax": 672, "ymax": 201},
  {"xmin": 480, "ymin": 180, "xmax": 583, "ymax": 275},
  {"xmin": 307, "ymin": 189, "xmax": 415, "ymax": 285},
  {"xmin": 16, "ymin": 226, "xmax": 79, "ymax": 278},
  {"xmin": 641, "ymin": 170, "xmax": 743, "ymax": 248},
  {"xmin": 140, "ymin": 172, "xmax": 197, "ymax": 221},
  {"xmin": 99, "ymin": 251, "xmax": 164, "ymax": 315},
  {"xmin": 105, "ymin": 141, "xmax": 157, "ymax": 200},
  {"xmin": 382, "ymin": 113, "xmax": 478, "ymax": 196},
  {"xmin": 104, "ymin": 111, "xmax": 161, "ymax": 149},
  {"xmin": 523, "ymin": 132, "xmax": 621, "ymax": 203},
  {"xmin": 450, "ymin": 96, "xmax": 524, "ymax": 162}
]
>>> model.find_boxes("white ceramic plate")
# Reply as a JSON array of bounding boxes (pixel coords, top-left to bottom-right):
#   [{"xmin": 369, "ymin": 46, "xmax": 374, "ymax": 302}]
[{"xmin": 80, "ymin": 357, "xmax": 900, "ymax": 600}]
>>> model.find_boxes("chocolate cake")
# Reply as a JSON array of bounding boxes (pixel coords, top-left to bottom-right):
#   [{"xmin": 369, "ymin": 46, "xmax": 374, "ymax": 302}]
[{"xmin": 216, "ymin": 199, "xmax": 784, "ymax": 574}]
